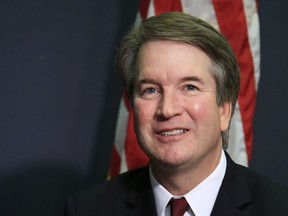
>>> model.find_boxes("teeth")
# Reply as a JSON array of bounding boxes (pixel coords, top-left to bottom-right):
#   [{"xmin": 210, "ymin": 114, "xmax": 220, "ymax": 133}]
[{"xmin": 160, "ymin": 129, "xmax": 188, "ymax": 136}]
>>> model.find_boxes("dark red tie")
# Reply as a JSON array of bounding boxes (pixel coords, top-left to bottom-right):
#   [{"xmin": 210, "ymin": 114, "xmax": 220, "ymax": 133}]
[{"xmin": 170, "ymin": 197, "xmax": 189, "ymax": 216}]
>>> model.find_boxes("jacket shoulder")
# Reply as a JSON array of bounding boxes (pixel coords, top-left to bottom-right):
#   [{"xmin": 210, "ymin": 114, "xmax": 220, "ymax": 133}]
[
  {"xmin": 238, "ymin": 164, "xmax": 288, "ymax": 202},
  {"xmin": 65, "ymin": 167, "xmax": 150, "ymax": 216},
  {"xmin": 221, "ymin": 154, "xmax": 288, "ymax": 215}
]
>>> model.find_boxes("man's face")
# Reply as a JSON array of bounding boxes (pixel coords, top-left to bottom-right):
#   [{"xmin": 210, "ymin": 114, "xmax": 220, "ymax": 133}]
[{"xmin": 133, "ymin": 40, "xmax": 231, "ymax": 172}]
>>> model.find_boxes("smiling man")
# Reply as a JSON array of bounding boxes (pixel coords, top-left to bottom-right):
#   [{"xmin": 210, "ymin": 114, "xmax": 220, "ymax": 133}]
[
  {"xmin": 133, "ymin": 40, "xmax": 230, "ymax": 198},
  {"xmin": 65, "ymin": 12, "xmax": 288, "ymax": 216}
]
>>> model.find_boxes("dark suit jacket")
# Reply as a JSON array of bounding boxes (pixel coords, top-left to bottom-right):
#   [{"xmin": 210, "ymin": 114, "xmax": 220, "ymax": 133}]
[{"xmin": 65, "ymin": 153, "xmax": 288, "ymax": 216}]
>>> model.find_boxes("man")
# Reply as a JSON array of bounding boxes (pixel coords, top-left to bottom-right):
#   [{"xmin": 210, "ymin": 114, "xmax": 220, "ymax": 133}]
[{"xmin": 65, "ymin": 12, "xmax": 288, "ymax": 216}]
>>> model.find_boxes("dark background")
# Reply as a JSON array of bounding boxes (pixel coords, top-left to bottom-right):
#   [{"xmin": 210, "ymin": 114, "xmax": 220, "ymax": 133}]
[{"xmin": 0, "ymin": 0, "xmax": 287, "ymax": 215}]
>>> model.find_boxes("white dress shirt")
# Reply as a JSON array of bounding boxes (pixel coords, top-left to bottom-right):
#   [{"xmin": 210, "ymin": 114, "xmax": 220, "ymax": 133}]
[{"xmin": 149, "ymin": 150, "xmax": 227, "ymax": 216}]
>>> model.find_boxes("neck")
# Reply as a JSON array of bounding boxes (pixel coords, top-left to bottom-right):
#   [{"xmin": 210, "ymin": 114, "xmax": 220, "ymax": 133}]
[{"xmin": 151, "ymin": 148, "xmax": 222, "ymax": 196}]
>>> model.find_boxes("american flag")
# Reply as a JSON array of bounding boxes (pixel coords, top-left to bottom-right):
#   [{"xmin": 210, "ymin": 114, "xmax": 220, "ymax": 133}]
[{"xmin": 109, "ymin": 0, "xmax": 260, "ymax": 177}]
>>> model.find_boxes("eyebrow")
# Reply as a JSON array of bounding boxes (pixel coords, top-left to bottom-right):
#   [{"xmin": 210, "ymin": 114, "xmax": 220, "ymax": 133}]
[
  {"xmin": 137, "ymin": 78, "xmax": 159, "ymax": 85},
  {"xmin": 136, "ymin": 75, "xmax": 205, "ymax": 87},
  {"xmin": 180, "ymin": 76, "xmax": 204, "ymax": 85}
]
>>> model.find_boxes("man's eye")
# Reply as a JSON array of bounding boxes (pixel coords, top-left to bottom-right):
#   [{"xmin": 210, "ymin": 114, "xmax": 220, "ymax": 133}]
[
  {"xmin": 186, "ymin": 84, "xmax": 197, "ymax": 91},
  {"xmin": 142, "ymin": 88, "xmax": 157, "ymax": 94}
]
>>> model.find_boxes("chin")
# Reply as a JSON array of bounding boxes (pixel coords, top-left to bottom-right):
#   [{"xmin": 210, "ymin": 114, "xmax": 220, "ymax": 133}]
[{"xmin": 156, "ymin": 153, "xmax": 189, "ymax": 168}]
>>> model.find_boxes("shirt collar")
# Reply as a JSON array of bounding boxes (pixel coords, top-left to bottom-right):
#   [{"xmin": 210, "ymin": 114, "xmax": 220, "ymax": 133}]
[
  {"xmin": 149, "ymin": 150, "xmax": 227, "ymax": 216},
  {"xmin": 149, "ymin": 166, "xmax": 173, "ymax": 216}
]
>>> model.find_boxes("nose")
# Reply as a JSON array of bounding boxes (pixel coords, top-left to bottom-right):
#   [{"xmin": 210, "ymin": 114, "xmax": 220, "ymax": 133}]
[{"xmin": 156, "ymin": 90, "xmax": 184, "ymax": 119}]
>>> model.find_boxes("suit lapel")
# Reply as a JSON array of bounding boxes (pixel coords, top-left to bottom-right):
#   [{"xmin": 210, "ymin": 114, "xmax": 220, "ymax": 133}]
[
  {"xmin": 211, "ymin": 152, "xmax": 252, "ymax": 216},
  {"xmin": 123, "ymin": 167, "xmax": 158, "ymax": 216}
]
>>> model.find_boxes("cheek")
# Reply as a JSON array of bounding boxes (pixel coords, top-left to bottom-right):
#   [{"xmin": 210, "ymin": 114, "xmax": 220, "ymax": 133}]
[
  {"xmin": 192, "ymin": 102, "xmax": 201, "ymax": 114},
  {"xmin": 186, "ymin": 98, "xmax": 219, "ymax": 123},
  {"xmin": 133, "ymin": 101, "xmax": 156, "ymax": 143},
  {"xmin": 133, "ymin": 101, "xmax": 155, "ymax": 125},
  {"xmin": 187, "ymin": 101, "xmax": 206, "ymax": 119}
]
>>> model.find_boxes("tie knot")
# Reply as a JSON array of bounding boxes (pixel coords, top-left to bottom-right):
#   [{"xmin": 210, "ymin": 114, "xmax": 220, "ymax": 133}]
[{"xmin": 170, "ymin": 197, "xmax": 189, "ymax": 216}]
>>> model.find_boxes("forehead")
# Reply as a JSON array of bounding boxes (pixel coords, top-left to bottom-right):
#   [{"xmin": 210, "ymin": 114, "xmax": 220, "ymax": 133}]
[{"xmin": 136, "ymin": 40, "xmax": 213, "ymax": 82}]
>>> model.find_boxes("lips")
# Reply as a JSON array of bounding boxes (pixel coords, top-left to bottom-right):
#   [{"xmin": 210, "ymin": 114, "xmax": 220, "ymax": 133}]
[{"xmin": 159, "ymin": 129, "xmax": 189, "ymax": 136}]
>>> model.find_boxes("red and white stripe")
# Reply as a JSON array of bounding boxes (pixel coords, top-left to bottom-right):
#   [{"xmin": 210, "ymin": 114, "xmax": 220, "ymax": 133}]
[{"xmin": 109, "ymin": 0, "xmax": 260, "ymax": 176}]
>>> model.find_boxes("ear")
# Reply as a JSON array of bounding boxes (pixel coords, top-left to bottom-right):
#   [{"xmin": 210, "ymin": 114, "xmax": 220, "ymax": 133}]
[{"xmin": 219, "ymin": 101, "xmax": 232, "ymax": 132}]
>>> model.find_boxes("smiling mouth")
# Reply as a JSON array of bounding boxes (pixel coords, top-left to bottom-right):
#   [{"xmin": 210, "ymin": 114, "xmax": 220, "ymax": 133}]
[{"xmin": 160, "ymin": 129, "xmax": 189, "ymax": 136}]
